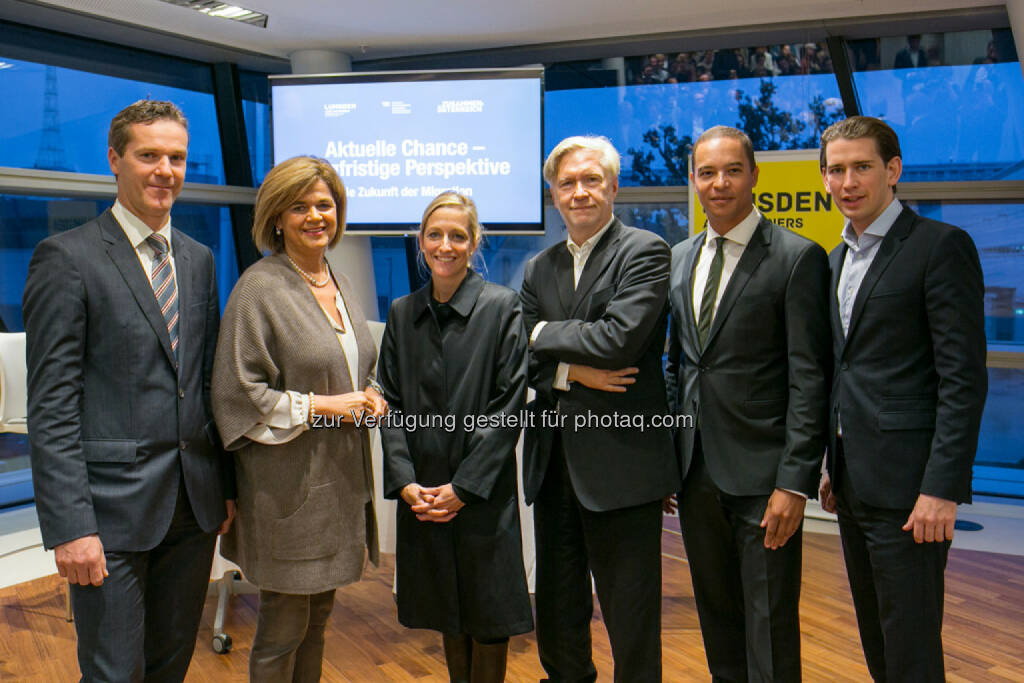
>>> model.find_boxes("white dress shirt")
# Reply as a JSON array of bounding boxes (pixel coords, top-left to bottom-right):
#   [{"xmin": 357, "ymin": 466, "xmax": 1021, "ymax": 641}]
[
  {"xmin": 112, "ymin": 199, "xmax": 179, "ymax": 350},
  {"xmin": 530, "ymin": 217, "xmax": 616, "ymax": 391},
  {"xmin": 691, "ymin": 208, "xmax": 761, "ymax": 325}
]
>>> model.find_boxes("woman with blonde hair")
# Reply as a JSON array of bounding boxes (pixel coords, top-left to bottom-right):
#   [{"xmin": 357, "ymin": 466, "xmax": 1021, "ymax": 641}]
[
  {"xmin": 379, "ymin": 192, "xmax": 532, "ymax": 682},
  {"xmin": 212, "ymin": 156, "xmax": 385, "ymax": 682}
]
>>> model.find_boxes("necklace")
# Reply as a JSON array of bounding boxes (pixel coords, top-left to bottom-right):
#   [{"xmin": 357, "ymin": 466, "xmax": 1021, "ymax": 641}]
[{"xmin": 287, "ymin": 254, "xmax": 330, "ymax": 287}]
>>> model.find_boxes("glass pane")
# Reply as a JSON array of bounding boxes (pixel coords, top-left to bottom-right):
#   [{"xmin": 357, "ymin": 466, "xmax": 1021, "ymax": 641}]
[
  {"xmin": 0, "ymin": 196, "xmax": 237, "ymax": 331},
  {"xmin": 240, "ymin": 69, "xmax": 273, "ymax": 185},
  {"xmin": 0, "ymin": 434, "xmax": 31, "ymax": 510},
  {"xmin": 546, "ymin": 45, "xmax": 842, "ymax": 186},
  {"xmin": 973, "ymin": 367, "xmax": 1024, "ymax": 498},
  {"xmin": 907, "ymin": 201, "xmax": 1024, "ymax": 346},
  {"xmin": 371, "ymin": 236, "xmax": 412, "ymax": 321},
  {"xmin": 849, "ymin": 30, "xmax": 1024, "ymax": 181},
  {"xmin": 0, "ymin": 56, "xmax": 225, "ymax": 182}
]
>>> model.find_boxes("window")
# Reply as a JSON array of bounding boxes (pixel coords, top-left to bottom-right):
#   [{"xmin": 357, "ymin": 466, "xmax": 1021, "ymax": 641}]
[
  {"xmin": 848, "ymin": 30, "xmax": 1024, "ymax": 181},
  {"xmin": 0, "ymin": 56, "xmax": 225, "ymax": 182},
  {"xmin": 545, "ymin": 44, "xmax": 843, "ymax": 186}
]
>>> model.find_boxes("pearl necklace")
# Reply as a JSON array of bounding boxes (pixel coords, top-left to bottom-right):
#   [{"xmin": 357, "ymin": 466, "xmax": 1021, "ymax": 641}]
[{"xmin": 287, "ymin": 254, "xmax": 330, "ymax": 287}]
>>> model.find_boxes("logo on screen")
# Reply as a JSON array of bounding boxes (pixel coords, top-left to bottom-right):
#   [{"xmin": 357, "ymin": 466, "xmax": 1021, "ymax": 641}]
[
  {"xmin": 324, "ymin": 103, "xmax": 356, "ymax": 118},
  {"xmin": 437, "ymin": 99, "xmax": 484, "ymax": 113},
  {"xmin": 382, "ymin": 101, "xmax": 412, "ymax": 115}
]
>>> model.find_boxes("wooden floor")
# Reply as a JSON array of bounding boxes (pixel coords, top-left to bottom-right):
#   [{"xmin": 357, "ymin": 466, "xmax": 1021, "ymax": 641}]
[{"xmin": 2, "ymin": 524, "xmax": 1024, "ymax": 682}]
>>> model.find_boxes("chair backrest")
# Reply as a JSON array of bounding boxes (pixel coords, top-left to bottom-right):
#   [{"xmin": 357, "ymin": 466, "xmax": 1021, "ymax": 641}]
[{"xmin": 0, "ymin": 332, "xmax": 28, "ymax": 433}]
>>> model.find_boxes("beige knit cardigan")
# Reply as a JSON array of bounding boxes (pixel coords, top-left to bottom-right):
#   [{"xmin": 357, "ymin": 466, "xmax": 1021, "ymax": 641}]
[{"xmin": 212, "ymin": 252, "xmax": 379, "ymax": 594}]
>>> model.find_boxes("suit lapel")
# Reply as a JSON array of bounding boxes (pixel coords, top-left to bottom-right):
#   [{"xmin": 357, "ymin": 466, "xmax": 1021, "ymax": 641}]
[
  {"xmin": 844, "ymin": 208, "xmax": 914, "ymax": 344},
  {"xmin": 99, "ymin": 211, "xmax": 176, "ymax": 368},
  {"xmin": 829, "ymin": 243, "xmax": 847, "ymax": 350},
  {"xmin": 553, "ymin": 245, "xmax": 574, "ymax": 317},
  {"xmin": 570, "ymin": 220, "xmax": 621, "ymax": 317},
  {"xmin": 681, "ymin": 232, "xmax": 705, "ymax": 353},
  {"xmin": 173, "ymin": 233, "xmax": 192, "ymax": 372},
  {"xmin": 702, "ymin": 217, "xmax": 770, "ymax": 354}
]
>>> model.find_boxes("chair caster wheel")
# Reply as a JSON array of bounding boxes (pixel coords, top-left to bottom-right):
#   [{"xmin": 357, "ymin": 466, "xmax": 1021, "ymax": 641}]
[{"xmin": 212, "ymin": 633, "xmax": 232, "ymax": 654}]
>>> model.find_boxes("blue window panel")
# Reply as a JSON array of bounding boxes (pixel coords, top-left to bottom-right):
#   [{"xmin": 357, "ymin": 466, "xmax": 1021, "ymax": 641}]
[
  {"xmin": 0, "ymin": 56, "xmax": 225, "ymax": 183},
  {"xmin": 907, "ymin": 201, "xmax": 1024, "ymax": 346},
  {"xmin": 242, "ymin": 98, "xmax": 273, "ymax": 185},
  {"xmin": 0, "ymin": 434, "xmax": 32, "ymax": 510},
  {"xmin": 973, "ymin": 368, "xmax": 1024, "ymax": 498},
  {"xmin": 545, "ymin": 74, "xmax": 843, "ymax": 186},
  {"xmin": 0, "ymin": 196, "xmax": 237, "ymax": 331},
  {"xmin": 370, "ymin": 236, "xmax": 412, "ymax": 321},
  {"xmin": 853, "ymin": 63, "xmax": 1024, "ymax": 182}
]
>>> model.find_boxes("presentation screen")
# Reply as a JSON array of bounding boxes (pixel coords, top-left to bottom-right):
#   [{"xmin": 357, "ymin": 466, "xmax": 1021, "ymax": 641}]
[{"xmin": 270, "ymin": 68, "xmax": 544, "ymax": 234}]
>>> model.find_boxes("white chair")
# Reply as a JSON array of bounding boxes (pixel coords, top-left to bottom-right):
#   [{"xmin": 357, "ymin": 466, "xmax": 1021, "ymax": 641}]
[{"xmin": 0, "ymin": 332, "xmax": 28, "ymax": 434}]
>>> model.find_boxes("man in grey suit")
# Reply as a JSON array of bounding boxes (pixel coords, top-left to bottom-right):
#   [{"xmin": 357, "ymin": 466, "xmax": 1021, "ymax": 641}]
[
  {"xmin": 818, "ymin": 116, "xmax": 987, "ymax": 682},
  {"xmin": 521, "ymin": 135, "xmax": 679, "ymax": 682},
  {"xmin": 665, "ymin": 126, "xmax": 830, "ymax": 682},
  {"xmin": 23, "ymin": 100, "xmax": 235, "ymax": 682}
]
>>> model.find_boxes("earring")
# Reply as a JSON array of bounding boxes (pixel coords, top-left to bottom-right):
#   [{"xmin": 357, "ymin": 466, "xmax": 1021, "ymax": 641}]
[{"xmin": 275, "ymin": 227, "xmax": 282, "ymax": 235}]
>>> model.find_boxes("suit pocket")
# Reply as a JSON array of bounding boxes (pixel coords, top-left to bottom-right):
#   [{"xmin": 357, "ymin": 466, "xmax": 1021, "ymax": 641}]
[
  {"xmin": 585, "ymin": 285, "xmax": 615, "ymax": 320},
  {"xmin": 878, "ymin": 397, "xmax": 935, "ymax": 430},
  {"xmin": 743, "ymin": 397, "xmax": 786, "ymax": 419},
  {"xmin": 81, "ymin": 439, "xmax": 136, "ymax": 463},
  {"xmin": 272, "ymin": 482, "xmax": 341, "ymax": 561}
]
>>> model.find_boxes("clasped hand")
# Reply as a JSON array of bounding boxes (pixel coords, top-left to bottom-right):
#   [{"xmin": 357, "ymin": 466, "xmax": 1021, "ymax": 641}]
[
  {"xmin": 401, "ymin": 483, "xmax": 464, "ymax": 523},
  {"xmin": 315, "ymin": 386, "xmax": 388, "ymax": 423}
]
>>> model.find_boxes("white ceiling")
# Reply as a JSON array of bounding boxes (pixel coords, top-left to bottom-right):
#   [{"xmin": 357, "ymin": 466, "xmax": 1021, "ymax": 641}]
[{"xmin": 17, "ymin": 0, "xmax": 1002, "ymax": 63}]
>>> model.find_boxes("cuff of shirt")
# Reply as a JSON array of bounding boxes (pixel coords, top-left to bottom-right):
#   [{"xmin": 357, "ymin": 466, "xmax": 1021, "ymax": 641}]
[
  {"xmin": 553, "ymin": 362, "xmax": 571, "ymax": 391},
  {"xmin": 530, "ymin": 321, "xmax": 547, "ymax": 348},
  {"xmin": 782, "ymin": 487, "xmax": 808, "ymax": 499}
]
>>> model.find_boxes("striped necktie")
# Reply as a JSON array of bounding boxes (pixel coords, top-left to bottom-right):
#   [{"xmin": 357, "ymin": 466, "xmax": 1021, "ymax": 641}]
[
  {"xmin": 146, "ymin": 233, "xmax": 179, "ymax": 363},
  {"xmin": 697, "ymin": 236, "xmax": 724, "ymax": 349}
]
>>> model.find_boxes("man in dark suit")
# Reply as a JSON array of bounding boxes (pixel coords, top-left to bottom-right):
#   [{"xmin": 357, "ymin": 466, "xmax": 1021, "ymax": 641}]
[
  {"xmin": 665, "ymin": 126, "xmax": 830, "ymax": 682},
  {"xmin": 818, "ymin": 116, "xmax": 987, "ymax": 682},
  {"xmin": 521, "ymin": 135, "xmax": 679, "ymax": 682},
  {"xmin": 893, "ymin": 35, "xmax": 927, "ymax": 69},
  {"xmin": 23, "ymin": 100, "xmax": 235, "ymax": 682}
]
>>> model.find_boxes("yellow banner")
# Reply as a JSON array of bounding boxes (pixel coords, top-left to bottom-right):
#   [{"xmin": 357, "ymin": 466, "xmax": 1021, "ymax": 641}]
[{"xmin": 688, "ymin": 149, "xmax": 844, "ymax": 252}]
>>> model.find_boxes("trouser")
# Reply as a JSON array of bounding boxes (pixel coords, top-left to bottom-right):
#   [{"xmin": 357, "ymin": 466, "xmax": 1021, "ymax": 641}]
[
  {"xmin": 678, "ymin": 437, "xmax": 803, "ymax": 683},
  {"xmin": 533, "ymin": 432, "xmax": 664, "ymax": 683},
  {"xmin": 249, "ymin": 588, "xmax": 337, "ymax": 683},
  {"xmin": 835, "ymin": 449, "xmax": 949, "ymax": 683},
  {"xmin": 70, "ymin": 475, "xmax": 217, "ymax": 683}
]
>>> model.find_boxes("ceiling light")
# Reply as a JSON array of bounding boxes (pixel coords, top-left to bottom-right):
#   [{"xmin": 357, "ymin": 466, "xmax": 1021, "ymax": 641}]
[{"xmin": 156, "ymin": 1, "xmax": 268, "ymax": 27}]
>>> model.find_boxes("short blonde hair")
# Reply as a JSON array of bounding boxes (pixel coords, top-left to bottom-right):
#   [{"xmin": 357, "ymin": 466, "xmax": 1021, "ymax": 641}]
[
  {"xmin": 418, "ymin": 191, "xmax": 483, "ymax": 249},
  {"xmin": 252, "ymin": 156, "xmax": 347, "ymax": 253},
  {"xmin": 543, "ymin": 135, "xmax": 620, "ymax": 185}
]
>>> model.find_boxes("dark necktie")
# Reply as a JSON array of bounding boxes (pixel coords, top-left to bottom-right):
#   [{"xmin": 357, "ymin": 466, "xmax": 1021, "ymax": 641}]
[
  {"xmin": 146, "ymin": 233, "xmax": 179, "ymax": 363},
  {"xmin": 697, "ymin": 236, "xmax": 724, "ymax": 349}
]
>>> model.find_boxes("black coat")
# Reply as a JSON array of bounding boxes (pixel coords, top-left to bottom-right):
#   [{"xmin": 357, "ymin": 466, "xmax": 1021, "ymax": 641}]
[{"xmin": 379, "ymin": 270, "xmax": 533, "ymax": 639}]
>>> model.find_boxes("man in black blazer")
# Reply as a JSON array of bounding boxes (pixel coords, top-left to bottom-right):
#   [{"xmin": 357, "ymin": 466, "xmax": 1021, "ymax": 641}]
[
  {"xmin": 23, "ymin": 100, "xmax": 235, "ymax": 682},
  {"xmin": 665, "ymin": 126, "xmax": 830, "ymax": 682},
  {"xmin": 521, "ymin": 135, "xmax": 679, "ymax": 682},
  {"xmin": 818, "ymin": 117, "xmax": 987, "ymax": 682}
]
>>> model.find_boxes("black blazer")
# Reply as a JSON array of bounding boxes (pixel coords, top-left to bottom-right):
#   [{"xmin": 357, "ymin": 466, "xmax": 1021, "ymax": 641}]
[
  {"xmin": 521, "ymin": 219, "xmax": 680, "ymax": 512},
  {"xmin": 665, "ymin": 216, "xmax": 831, "ymax": 497},
  {"xmin": 24, "ymin": 209, "xmax": 232, "ymax": 551},
  {"xmin": 826, "ymin": 207, "xmax": 987, "ymax": 508}
]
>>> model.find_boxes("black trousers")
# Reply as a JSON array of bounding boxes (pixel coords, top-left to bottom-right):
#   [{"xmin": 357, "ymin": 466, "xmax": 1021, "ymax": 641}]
[
  {"xmin": 70, "ymin": 473, "xmax": 217, "ymax": 683},
  {"xmin": 533, "ymin": 432, "xmax": 664, "ymax": 683},
  {"xmin": 835, "ymin": 450, "xmax": 949, "ymax": 683},
  {"xmin": 678, "ymin": 438, "xmax": 803, "ymax": 683}
]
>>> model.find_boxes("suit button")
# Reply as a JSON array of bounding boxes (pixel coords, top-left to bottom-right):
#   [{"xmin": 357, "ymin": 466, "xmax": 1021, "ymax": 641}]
[
  {"xmin": 178, "ymin": 389, "xmax": 184, "ymax": 399},
  {"xmin": 180, "ymin": 441, "xmax": 187, "ymax": 450},
  {"xmin": 841, "ymin": 362, "xmax": 849, "ymax": 370}
]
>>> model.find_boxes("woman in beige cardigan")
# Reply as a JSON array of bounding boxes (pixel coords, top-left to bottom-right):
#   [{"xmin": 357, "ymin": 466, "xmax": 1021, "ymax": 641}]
[{"xmin": 212, "ymin": 156, "xmax": 385, "ymax": 683}]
